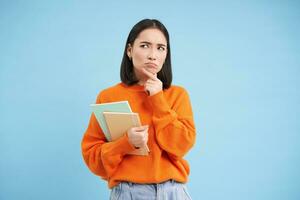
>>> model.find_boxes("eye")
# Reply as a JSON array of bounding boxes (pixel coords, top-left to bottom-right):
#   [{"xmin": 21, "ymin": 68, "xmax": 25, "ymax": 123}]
[
  {"xmin": 140, "ymin": 44, "xmax": 149, "ymax": 48},
  {"xmin": 158, "ymin": 46, "xmax": 166, "ymax": 51}
]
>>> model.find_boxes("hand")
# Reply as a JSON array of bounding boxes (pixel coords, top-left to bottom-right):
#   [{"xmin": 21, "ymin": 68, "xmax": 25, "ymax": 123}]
[
  {"xmin": 142, "ymin": 68, "xmax": 162, "ymax": 96},
  {"xmin": 127, "ymin": 125, "xmax": 149, "ymax": 149}
]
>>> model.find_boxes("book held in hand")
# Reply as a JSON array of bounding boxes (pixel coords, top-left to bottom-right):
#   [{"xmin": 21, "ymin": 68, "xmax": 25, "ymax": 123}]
[
  {"xmin": 90, "ymin": 101, "xmax": 132, "ymax": 141},
  {"xmin": 90, "ymin": 101, "xmax": 149, "ymax": 156},
  {"xmin": 103, "ymin": 112, "xmax": 149, "ymax": 156}
]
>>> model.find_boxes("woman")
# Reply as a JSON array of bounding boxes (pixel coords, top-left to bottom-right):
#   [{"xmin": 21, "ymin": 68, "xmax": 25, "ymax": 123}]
[{"xmin": 81, "ymin": 18, "xmax": 196, "ymax": 200}]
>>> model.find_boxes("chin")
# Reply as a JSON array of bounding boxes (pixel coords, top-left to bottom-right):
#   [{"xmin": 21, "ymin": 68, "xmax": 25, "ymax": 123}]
[{"xmin": 146, "ymin": 68, "xmax": 157, "ymax": 74}]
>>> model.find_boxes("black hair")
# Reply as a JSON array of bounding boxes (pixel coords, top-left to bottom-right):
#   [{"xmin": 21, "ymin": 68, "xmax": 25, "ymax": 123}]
[{"xmin": 120, "ymin": 19, "xmax": 172, "ymax": 89}]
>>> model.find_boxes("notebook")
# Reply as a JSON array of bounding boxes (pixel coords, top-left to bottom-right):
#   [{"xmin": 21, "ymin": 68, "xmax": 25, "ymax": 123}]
[
  {"xmin": 103, "ymin": 111, "xmax": 149, "ymax": 156},
  {"xmin": 90, "ymin": 101, "xmax": 132, "ymax": 141}
]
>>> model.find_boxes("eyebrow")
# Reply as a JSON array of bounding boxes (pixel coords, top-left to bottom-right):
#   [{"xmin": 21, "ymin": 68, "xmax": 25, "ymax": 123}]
[{"xmin": 139, "ymin": 41, "xmax": 167, "ymax": 47}]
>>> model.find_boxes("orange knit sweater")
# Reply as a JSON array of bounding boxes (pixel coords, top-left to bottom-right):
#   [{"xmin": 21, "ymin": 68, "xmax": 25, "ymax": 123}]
[{"xmin": 81, "ymin": 82, "xmax": 196, "ymax": 188}]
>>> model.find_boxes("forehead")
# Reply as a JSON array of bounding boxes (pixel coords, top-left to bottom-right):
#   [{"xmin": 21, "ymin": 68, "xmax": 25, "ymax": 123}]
[{"xmin": 135, "ymin": 28, "xmax": 167, "ymax": 45}]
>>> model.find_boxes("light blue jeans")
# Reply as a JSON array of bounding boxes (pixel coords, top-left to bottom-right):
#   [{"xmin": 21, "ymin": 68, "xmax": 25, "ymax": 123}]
[{"xmin": 109, "ymin": 180, "xmax": 192, "ymax": 200}]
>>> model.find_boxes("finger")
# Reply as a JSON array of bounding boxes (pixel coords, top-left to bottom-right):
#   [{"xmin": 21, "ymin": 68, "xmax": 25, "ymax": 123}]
[
  {"xmin": 141, "ymin": 136, "xmax": 148, "ymax": 144},
  {"xmin": 142, "ymin": 68, "xmax": 157, "ymax": 80},
  {"xmin": 133, "ymin": 125, "xmax": 149, "ymax": 132},
  {"xmin": 144, "ymin": 81, "xmax": 156, "ymax": 88},
  {"xmin": 133, "ymin": 125, "xmax": 148, "ymax": 130},
  {"xmin": 143, "ymin": 131, "xmax": 149, "ymax": 139},
  {"xmin": 135, "ymin": 140, "xmax": 145, "ymax": 146},
  {"xmin": 144, "ymin": 83, "xmax": 155, "ymax": 93},
  {"xmin": 141, "ymin": 131, "xmax": 149, "ymax": 140},
  {"xmin": 145, "ymin": 79, "xmax": 157, "ymax": 84}
]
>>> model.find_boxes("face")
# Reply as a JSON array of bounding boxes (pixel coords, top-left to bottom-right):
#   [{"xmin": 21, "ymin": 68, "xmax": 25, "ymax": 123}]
[{"xmin": 127, "ymin": 28, "xmax": 168, "ymax": 80}]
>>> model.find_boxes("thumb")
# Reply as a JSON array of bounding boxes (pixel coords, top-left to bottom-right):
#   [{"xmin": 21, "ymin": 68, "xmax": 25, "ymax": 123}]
[{"xmin": 135, "ymin": 125, "xmax": 149, "ymax": 131}]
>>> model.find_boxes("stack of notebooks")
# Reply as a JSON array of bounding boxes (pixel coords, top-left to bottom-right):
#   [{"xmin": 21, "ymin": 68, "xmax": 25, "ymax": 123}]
[{"xmin": 90, "ymin": 101, "xmax": 149, "ymax": 156}]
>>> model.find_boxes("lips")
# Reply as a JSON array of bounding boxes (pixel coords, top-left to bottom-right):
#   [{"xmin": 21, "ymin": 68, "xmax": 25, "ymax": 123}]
[{"xmin": 145, "ymin": 62, "xmax": 157, "ymax": 68}]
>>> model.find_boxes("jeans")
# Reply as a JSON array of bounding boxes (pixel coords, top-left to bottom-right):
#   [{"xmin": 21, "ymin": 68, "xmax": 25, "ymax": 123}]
[{"xmin": 109, "ymin": 180, "xmax": 192, "ymax": 200}]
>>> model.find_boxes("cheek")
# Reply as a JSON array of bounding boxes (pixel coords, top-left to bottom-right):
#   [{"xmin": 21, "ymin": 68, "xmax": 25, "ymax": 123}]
[
  {"xmin": 159, "ymin": 54, "xmax": 167, "ymax": 65},
  {"xmin": 132, "ymin": 53, "xmax": 145, "ymax": 70},
  {"xmin": 132, "ymin": 57, "xmax": 142, "ymax": 68},
  {"xmin": 133, "ymin": 50, "xmax": 146, "ymax": 61}
]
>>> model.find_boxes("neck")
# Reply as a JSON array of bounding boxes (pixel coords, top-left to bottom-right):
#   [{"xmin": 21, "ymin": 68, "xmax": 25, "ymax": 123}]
[
  {"xmin": 134, "ymin": 69, "xmax": 147, "ymax": 86},
  {"xmin": 137, "ymin": 79, "xmax": 146, "ymax": 86}
]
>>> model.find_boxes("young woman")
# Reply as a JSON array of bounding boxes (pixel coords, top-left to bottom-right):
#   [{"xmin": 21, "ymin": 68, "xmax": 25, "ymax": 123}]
[{"xmin": 81, "ymin": 19, "xmax": 196, "ymax": 200}]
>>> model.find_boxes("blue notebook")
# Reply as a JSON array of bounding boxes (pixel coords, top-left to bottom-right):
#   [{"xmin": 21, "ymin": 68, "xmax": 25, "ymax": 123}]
[{"xmin": 90, "ymin": 101, "xmax": 132, "ymax": 141}]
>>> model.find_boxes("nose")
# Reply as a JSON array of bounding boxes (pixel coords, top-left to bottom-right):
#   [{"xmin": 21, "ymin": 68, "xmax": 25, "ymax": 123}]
[{"xmin": 147, "ymin": 49, "xmax": 156, "ymax": 60}]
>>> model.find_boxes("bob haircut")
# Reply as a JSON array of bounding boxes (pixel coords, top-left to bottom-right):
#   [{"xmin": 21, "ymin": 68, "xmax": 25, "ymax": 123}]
[{"xmin": 120, "ymin": 19, "xmax": 172, "ymax": 89}]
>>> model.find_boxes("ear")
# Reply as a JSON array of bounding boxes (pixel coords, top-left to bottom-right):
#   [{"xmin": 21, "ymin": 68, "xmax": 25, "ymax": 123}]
[{"xmin": 127, "ymin": 44, "xmax": 132, "ymax": 58}]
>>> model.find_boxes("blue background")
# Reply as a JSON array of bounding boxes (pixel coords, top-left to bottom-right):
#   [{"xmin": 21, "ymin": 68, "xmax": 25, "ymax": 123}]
[{"xmin": 1, "ymin": 1, "xmax": 299, "ymax": 199}]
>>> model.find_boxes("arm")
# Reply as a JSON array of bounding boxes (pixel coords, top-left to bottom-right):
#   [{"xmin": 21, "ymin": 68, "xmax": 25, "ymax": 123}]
[
  {"xmin": 81, "ymin": 94, "xmax": 136, "ymax": 179},
  {"xmin": 148, "ymin": 88, "xmax": 196, "ymax": 159}
]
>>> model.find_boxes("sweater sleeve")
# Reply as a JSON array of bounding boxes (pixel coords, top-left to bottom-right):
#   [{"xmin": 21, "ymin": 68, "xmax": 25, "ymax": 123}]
[
  {"xmin": 81, "ymin": 93, "xmax": 136, "ymax": 179},
  {"xmin": 147, "ymin": 88, "xmax": 196, "ymax": 159}
]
